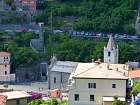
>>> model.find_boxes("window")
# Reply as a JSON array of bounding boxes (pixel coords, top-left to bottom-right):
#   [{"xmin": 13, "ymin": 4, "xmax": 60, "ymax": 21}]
[
  {"xmin": 74, "ymin": 94, "xmax": 79, "ymax": 101},
  {"xmin": 54, "ymin": 77, "xmax": 56, "ymax": 84},
  {"xmin": 93, "ymin": 83, "xmax": 96, "ymax": 88},
  {"xmin": 112, "ymin": 84, "xmax": 116, "ymax": 88},
  {"xmin": 42, "ymin": 73, "xmax": 46, "ymax": 76},
  {"xmin": 5, "ymin": 65, "xmax": 7, "ymax": 68},
  {"xmin": 16, "ymin": 99, "xmax": 20, "ymax": 105},
  {"xmin": 5, "ymin": 71, "xmax": 7, "ymax": 75},
  {"xmin": 88, "ymin": 83, "xmax": 96, "ymax": 88},
  {"xmin": 90, "ymin": 95, "xmax": 94, "ymax": 101},
  {"xmin": 108, "ymin": 51, "xmax": 111, "ymax": 56}
]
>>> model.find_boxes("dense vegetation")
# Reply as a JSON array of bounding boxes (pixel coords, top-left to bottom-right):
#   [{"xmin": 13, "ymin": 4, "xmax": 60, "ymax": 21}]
[
  {"xmin": 0, "ymin": 32, "xmax": 39, "ymax": 68},
  {"xmin": 36, "ymin": 0, "xmax": 139, "ymax": 34},
  {"xmin": 131, "ymin": 82, "xmax": 140, "ymax": 101},
  {"xmin": 28, "ymin": 99, "xmax": 67, "ymax": 105},
  {"xmin": 45, "ymin": 30, "xmax": 140, "ymax": 63},
  {"xmin": 1, "ymin": 12, "xmax": 28, "ymax": 24}
]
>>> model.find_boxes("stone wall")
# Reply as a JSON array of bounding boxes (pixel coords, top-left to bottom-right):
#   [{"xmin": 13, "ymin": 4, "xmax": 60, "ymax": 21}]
[{"xmin": 16, "ymin": 64, "xmax": 41, "ymax": 83}]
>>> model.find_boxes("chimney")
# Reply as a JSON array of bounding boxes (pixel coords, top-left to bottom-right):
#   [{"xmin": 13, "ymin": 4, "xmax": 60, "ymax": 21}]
[
  {"xmin": 98, "ymin": 59, "xmax": 101, "ymax": 63},
  {"xmin": 107, "ymin": 64, "xmax": 112, "ymax": 70},
  {"xmin": 95, "ymin": 59, "xmax": 101, "ymax": 64},
  {"xmin": 92, "ymin": 59, "xmax": 94, "ymax": 63},
  {"xmin": 107, "ymin": 64, "xmax": 109, "ymax": 70},
  {"xmin": 123, "ymin": 72, "xmax": 126, "ymax": 76}
]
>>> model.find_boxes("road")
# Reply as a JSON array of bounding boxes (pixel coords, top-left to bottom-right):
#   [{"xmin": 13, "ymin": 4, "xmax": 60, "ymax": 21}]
[{"xmin": 0, "ymin": 24, "xmax": 40, "ymax": 32}]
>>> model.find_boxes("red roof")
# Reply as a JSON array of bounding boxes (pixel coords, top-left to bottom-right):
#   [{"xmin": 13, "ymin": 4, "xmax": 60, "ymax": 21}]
[
  {"xmin": 0, "ymin": 52, "xmax": 10, "ymax": 57},
  {"xmin": 0, "ymin": 95, "xmax": 6, "ymax": 105},
  {"xmin": 129, "ymin": 70, "xmax": 140, "ymax": 78}
]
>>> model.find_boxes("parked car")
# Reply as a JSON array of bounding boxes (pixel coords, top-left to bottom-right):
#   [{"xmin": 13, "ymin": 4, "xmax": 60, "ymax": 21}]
[
  {"xmin": 76, "ymin": 31, "xmax": 81, "ymax": 35},
  {"xmin": 81, "ymin": 31, "xmax": 85, "ymax": 35},
  {"xmin": 72, "ymin": 31, "xmax": 77, "ymax": 36},
  {"xmin": 53, "ymin": 30, "xmax": 64, "ymax": 34},
  {"xmin": 85, "ymin": 32, "xmax": 89, "ymax": 36}
]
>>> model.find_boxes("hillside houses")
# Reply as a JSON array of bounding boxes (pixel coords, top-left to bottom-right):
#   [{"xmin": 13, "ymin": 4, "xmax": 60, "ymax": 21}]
[{"xmin": 0, "ymin": 52, "xmax": 15, "ymax": 82}]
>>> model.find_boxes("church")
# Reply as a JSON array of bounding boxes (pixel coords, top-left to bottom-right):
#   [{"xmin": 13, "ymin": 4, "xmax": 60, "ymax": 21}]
[
  {"xmin": 68, "ymin": 36, "xmax": 129, "ymax": 105},
  {"xmin": 48, "ymin": 35, "xmax": 121, "ymax": 91},
  {"xmin": 104, "ymin": 35, "xmax": 118, "ymax": 64}
]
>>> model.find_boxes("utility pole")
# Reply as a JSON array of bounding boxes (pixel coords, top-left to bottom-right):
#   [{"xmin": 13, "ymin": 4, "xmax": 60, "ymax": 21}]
[
  {"xmin": 109, "ymin": 15, "xmax": 111, "ymax": 33},
  {"xmin": 50, "ymin": 10, "xmax": 53, "ymax": 33}
]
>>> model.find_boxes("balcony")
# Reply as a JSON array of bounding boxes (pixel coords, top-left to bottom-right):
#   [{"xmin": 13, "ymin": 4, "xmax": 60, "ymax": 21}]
[{"xmin": 0, "ymin": 74, "xmax": 15, "ymax": 81}]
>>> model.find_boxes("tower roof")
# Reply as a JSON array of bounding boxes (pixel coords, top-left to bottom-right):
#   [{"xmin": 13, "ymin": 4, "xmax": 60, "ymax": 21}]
[{"xmin": 107, "ymin": 35, "xmax": 115, "ymax": 50}]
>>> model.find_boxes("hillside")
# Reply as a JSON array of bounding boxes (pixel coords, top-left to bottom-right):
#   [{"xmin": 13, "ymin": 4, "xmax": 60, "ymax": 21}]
[{"xmin": 37, "ymin": 0, "xmax": 139, "ymax": 34}]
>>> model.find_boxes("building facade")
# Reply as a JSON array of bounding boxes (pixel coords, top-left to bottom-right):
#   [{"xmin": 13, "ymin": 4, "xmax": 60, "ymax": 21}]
[
  {"xmin": 0, "ymin": 52, "xmax": 15, "ymax": 82},
  {"xmin": 68, "ymin": 63, "xmax": 129, "ymax": 105},
  {"xmin": 104, "ymin": 35, "xmax": 118, "ymax": 64},
  {"xmin": 20, "ymin": 0, "xmax": 36, "ymax": 13},
  {"xmin": 1, "ymin": 91, "xmax": 31, "ymax": 105},
  {"xmin": 48, "ymin": 56, "xmax": 78, "ymax": 91}
]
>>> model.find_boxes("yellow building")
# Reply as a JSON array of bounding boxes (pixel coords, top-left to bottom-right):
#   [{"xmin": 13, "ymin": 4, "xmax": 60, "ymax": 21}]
[
  {"xmin": 68, "ymin": 62, "xmax": 129, "ymax": 105},
  {"xmin": 1, "ymin": 91, "xmax": 31, "ymax": 105}
]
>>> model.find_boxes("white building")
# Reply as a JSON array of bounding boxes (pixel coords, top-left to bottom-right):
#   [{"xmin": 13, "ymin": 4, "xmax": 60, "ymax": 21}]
[
  {"xmin": 104, "ymin": 35, "xmax": 118, "ymax": 64},
  {"xmin": 0, "ymin": 52, "xmax": 10, "ymax": 64},
  {"xmin": 68, "ymin": 34, "xmax": 133, "ymax": 105},
  {"xmin": 48, "ymin": 56, "xmax": 78, "ymax": 91},
  {"xmin": 0, "ymin": 52, "xmax": 15, "ymax": 82},
  {"xmin": 68, "ymin": 62, "xmax": 129, "ymax": 105},
  {"xmin": 126, "ymin": 61, "xmax": 140, "ymax": 69}
]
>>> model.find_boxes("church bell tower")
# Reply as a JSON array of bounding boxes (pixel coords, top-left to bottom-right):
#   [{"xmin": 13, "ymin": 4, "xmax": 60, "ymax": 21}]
[{"xmin": 104, "ymin": 35, "xmax": 118, "ymax": 64}]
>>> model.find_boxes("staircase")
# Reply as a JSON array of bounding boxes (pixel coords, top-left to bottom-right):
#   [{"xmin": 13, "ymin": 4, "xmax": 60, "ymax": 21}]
[
  {"xmin": 30, "ymin": 23, "xmax": 44, "ymax": 54},
  {"xmin": 30, "ymin": 39, "xmax": 44, "ymax": 53}
]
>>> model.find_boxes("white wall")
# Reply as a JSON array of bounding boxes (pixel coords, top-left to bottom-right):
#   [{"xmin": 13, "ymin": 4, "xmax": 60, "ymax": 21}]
[
  {"xmin": 126, "ymin": 62, "xmax": 139, "ymax": 68},
  {"xmin": 0, "ymin": 65, "xmax": 10, "ymax": 75},
  {"xmin": 50, "ymin": 71, "xmax": 70, "ymax": 90},
  {"xmin": 0, "ymin": 56, "xmax": 10, "ymax": 64},
  {"xmin": 104, "ymin": 48, "xmax": 118, "ymax": 64},
  {"xmin": 69, "ymin": 78, "xmax": 126, "ymax": 105}
]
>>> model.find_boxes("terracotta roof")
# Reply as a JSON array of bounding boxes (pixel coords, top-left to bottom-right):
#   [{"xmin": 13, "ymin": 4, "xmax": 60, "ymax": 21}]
[
  {"xmin": 129, "ymin": 70, "xmax": 140, "ymax": 78},
  {"xmin": 0, "ymin": 95, "xmax": 6, "ymax": 105},
  {"xmin": 71, "ymin": 63, "xmax": 129, "ymax": 80},
  {"xmin": 0, "ymin": 52, "xmax": 10, "ymax": 57},
  {"xmin": 1, "ymin": 91, "xmax": 31, "ymax": 100}
]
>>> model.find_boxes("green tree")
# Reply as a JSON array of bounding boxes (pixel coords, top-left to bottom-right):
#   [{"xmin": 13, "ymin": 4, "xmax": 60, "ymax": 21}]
[
  {"xmin": 51, "ymin": 98, "xmax": 58, "ymax": 105},
  {"xmin": 131, "ymin": 82, "xmax": 140, "ymax": 101},
  {"xmin": 4, "ymin": 0, "xmax": 13, "ymax": 6},
  {"xmin": 119, "ymin": 43, "xmax": 139, "ymax": 63},
  {"xmin": 28, "ymin": 99, "xmax": 67, "ymax": 105},
  {"xmin": 112, "ymin": 96, "xmax": 125, "ymax": 105},
  {"xmin": 11, "ymin": 4, "xmax": 16, "ymax": 11}
]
